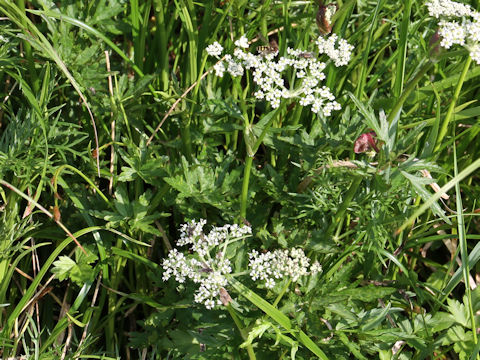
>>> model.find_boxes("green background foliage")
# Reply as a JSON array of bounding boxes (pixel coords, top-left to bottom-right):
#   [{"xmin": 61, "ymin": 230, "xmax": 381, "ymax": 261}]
[{"xmin": 1, "ymin": 0, "xmax": 480, "ymax": 358}]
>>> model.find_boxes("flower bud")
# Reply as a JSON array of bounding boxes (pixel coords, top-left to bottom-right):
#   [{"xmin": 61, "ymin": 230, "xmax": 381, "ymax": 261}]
[{"xmin": 354, "ymin": 131, "xmax": 379, "ymax": 153}]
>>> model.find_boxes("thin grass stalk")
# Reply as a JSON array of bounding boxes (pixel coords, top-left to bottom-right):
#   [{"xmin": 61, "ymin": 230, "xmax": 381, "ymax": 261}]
[
  {"xmin": 229, "ymin": 278, "xmax": 329, "ymax": 360},
  {"xmin": 393, "ymin": 0, "xmax": 411, "ymax": 98},
  {"xmin": 435, "ymin": 56, "xmax": 472, "ymax": 151},
  {"xmin": 55, "ymin": 176, "xmax": 111, "ymax": 340},
  {"xmin": 176, "ymin": 0, "xmax": 198, "ymax": 85},
  {"xmin": 396, "ymin": 156, "xmax": 480, "ymax": 234},
  {"xmin": 1, "ymin": 227, "xmax": 100, "ymax": 339},
  {"xmin": 130, "ymin": 0, "xmax": 151, "ymax": 73},
  {"xmin": 16, "ymin": 0, "xmax": 38, "ymax": 93},
  {"xmin": 453, "ymin": 139, "xmax": 478, "ymax": 347},
  {"xmin": 0, "ymin": 179, "xmax": 87, "ymax": 254},
  {"xmin": 40, "ymin": 280, "xmax": 95, "ymax": 353},
  {"xmin": 386, "ymin": 60, "xmax": 434, "ymax": 124},
  {"xmin": 29, "ymin": 9, "xmax": 158, "ymax": 97},
  {"xmin": 174, "ymin": 0, "xmax": 198, "ymax": 158},
  {"xmin": 153, "ymin": 0, "xmax": 169, "ymax": 91},
  {"xmin": 355, "ymin": 0, "xmax": 384, "ymax": 99}
]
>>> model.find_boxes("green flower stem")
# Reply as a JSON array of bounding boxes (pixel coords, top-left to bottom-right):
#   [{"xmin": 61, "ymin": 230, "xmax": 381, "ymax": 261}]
[
  {"xmin": 181, "ymin": 120, "xmax": 193, "ymax": 161},
  {"xmin": 225, "ymin": 304, "xmax": 257, "ymax": 360},
  {"xmin": 273, "ymin": 279, "xmax": 291, "ymax": 308},
  {"xmin": 386, "ymin": 60, "xmax": 434, "ymax": 125},
  {"xmin": 240, "ymin": 108, "xmax": 281, "ymax": 218},
  {"xmin": 435, "ymin": 56, "xmax": 472, "ymax": 151},
  {"xmin": 240, "ymin": 155, "xmax": 254, "ymax": 219}
]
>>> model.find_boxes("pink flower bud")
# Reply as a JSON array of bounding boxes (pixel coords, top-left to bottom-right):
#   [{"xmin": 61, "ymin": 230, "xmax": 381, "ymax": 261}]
[{"xmin": 354, "ymin": 131, "xmax": 379, "ymax": 153}]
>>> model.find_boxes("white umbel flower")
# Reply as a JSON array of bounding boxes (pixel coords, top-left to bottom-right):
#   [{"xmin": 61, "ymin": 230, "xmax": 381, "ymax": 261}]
[
  {"xmin": 206, "ymin": 41, "xmax": 223, "ymax": 57},
  {"xmin": 426, "ymin": 0, "xmax": 480, "ymax": 64},
  {"xmin": 469, "ymin": 43, "xmax": 480, "ymax": 63},
  {"xmin": 235, "ymin": 35, "xmax": 250, "ymax": 49},
  {"xmin": 162, "ymin": 220, "xmax": 251, "ymax": 309},
  {"xmin": 248, "ymin": 248, "xmax": 322, "ymax": 289},
  {"xmin": 316, "ymin": 34, "xmax": 354, "ymax": 67},
  {"xmin": 438, "ymin": 20, "xmax": 466, "ymax": 48},
  {"xmin": 214, "ymin": 61, "xmax": 226, "ymax": 77},
  {"xmin": 426, "ymin": 0, "xmax": 472, "ymax": 18},
  {"xmin": 206, "ymin": 34, "xmax": 352, "ymax": 116}
]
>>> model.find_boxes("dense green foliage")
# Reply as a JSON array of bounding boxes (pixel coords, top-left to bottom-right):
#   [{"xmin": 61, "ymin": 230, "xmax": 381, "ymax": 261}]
[{"xmin": 1, "ymin": 0, "xmax": 480, "ymax": 359}]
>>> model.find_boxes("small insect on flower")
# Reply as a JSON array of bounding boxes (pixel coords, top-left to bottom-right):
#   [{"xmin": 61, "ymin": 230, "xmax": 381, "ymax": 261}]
[
  {"xmin": 257, "ymin": 39, "xmax": 279, "ymax": 57},
  {"xmin": 185, "ymin": 223, "xmax": 196, "ymax": 237},
  {"xmin": 240, "ymin": 217, "xmax": 251, "ymax": 227},
  {"xmin": 199, "ymin": 262, "xmax": 213, "ymax": 273},
  {"xmin": 298, "ymin": 51, "xmax": 315, "ymax": 58},
  {"xmin": 219, "ymin": 287, "xmax": 232, "ymax": 306}
]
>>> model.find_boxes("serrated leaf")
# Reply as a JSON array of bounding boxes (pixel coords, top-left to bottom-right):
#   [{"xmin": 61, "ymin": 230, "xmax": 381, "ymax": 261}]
[
  {"xmin": 51, "ymin": 255, "xmax": 95, "ymax": 286},
  {"xmin": 51, "ymin": 255, "xmax": 76, "ymax": 281},
  {"xmin": 429, "ymin": 311, "xmax": 456, "ymax": 333},
  {"xmin": 114, "ymin": 184, "xmax": 132, "ymax": 217},
  {"xmin": 118, "ymin": 166, "xmax": 137, "ymax": 182},
  {"xmin": 441, "ymin": 325, "xmax": 472, "ymax": 346},
  {"xmin": 447, "ymin": 298, "xmax": 470, "ymax": 327}
]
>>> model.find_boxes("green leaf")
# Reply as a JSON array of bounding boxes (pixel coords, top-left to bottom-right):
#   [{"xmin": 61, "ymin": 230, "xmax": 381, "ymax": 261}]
[
  {"xmin": 401, "ymin": 171, "xmax": 450, "ymax": 224},
  {"xmin": 51, "ymin": 256, "xmax": 76, "ymax": 281},
  {"xmin": 429, "ymin": 312, "xmax": 456, "ymax": 333},
  {"xmin": 51, "ymin": 254, "xmax": 96, "ymax": 286},
  {"xmin": 229, "ymin": 278, "xmax": 329, "ymax": 360},
  {"xmin": 447, "ymin": 298, "xmax": 470, "ymax": 328},
  {"xmin": 114, "ymin": 184, "xmax": 132, "ymax": 218}
]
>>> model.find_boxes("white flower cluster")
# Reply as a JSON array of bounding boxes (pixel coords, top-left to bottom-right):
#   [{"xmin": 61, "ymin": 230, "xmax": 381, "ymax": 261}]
[
  {"xmin": 426, "ymin": 0, "xmax": 480, "ymax": 64},
  {"xmin": 162, "ymin": 219, "xmax": 252, "ymax": 309},
  {"xmin": 206, "ymin": 41, "xmax": 223, "ymax": 58},
  {"xmin": 205, "ymin": 34, "xmax": 353, "ymax": 116},
  {"xmin": 177, "ymin": 219, "xmax": 251, "ymax": 257},
  {"xmin": 427, "ymin": 0, "xmax": 473, "ymax": 18},
  {"xmin": 316, "ymin": 34, "xmax": 354, "ymax": 67},
  {"xmin": 248, "ymin": 248, "xmax": 322, "ymax": 289}
]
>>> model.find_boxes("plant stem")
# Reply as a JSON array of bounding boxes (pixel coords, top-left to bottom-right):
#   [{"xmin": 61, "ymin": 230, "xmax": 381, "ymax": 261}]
[
  {"xmin": 435, "ymin": 56, "xmax": 471, "ymax": 151},
  {"xmin": 225, "ymin": 304, "xmax": 256, "ymax": 360},
  {"xmin": 273, "ymin": 279, "xmax": 291, "ymax": 307},
  {"xmin": 240, "ymin": 155, "xmax": 254, "ymax": 219},
  {"xmin": 453, "ymin": 139, "xmax": 478, "ymax": 347}
]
